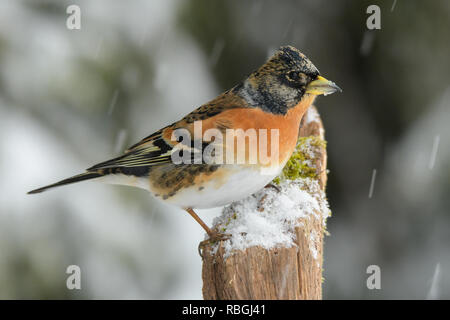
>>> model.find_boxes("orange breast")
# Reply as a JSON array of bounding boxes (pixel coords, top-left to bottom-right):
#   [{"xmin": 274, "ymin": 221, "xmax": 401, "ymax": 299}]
[{"xmin": 200, "ymin": 94, "xmax": 317, "ymax": 166}]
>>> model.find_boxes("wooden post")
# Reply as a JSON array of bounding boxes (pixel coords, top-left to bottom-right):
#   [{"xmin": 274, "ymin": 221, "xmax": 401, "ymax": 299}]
[{"xmin": 201, "ymin": 106, "xmax": 329, "ymax": 300}]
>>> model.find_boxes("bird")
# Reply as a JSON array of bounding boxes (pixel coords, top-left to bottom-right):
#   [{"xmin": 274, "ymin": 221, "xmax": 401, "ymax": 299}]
[{"xmin": 28, "ymin": 45, "xmax": 341, "ymax": 248}]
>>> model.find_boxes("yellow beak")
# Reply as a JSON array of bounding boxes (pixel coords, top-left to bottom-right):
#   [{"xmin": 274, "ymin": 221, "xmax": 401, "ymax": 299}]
[{"xmin": 306, "ymin": 75, "xmax": 342, "ymax": 96}]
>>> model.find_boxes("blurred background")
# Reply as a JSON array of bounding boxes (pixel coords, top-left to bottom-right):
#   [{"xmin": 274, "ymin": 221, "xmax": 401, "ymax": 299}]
[{"xmin": 0, "ymin": 0, "xmax": 449, "ymax": 299}]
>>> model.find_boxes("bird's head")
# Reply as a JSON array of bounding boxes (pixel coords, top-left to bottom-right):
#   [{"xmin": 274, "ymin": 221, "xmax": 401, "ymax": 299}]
[{"xmin": 236, "ymin": 46, "xmax": 341, "ymax": 114}]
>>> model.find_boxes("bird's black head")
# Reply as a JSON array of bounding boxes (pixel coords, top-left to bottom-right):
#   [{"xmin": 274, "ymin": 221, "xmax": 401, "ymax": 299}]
[
  {"xmin": 236, "ymin": 46, "xmax": 340, "ymax": 114},
  {"xmin": 270, "ymin": 46, "xmax": 320, "ymax": 90}
]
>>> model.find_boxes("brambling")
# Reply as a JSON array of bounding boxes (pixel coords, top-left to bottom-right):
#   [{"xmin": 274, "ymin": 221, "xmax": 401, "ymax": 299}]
[{"xmin": 28, "ymin": 46, "xmax": 341, "ymax": 245}]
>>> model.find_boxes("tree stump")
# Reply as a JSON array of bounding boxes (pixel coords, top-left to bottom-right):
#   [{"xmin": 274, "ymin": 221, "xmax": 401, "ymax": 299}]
[{"xmin": 201, "ymin": 106, "xmax": 329, "ymax": 300}]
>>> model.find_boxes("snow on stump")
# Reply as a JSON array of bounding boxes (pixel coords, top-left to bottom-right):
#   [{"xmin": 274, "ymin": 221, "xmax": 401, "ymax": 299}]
[{"xmin": 201, "ymin": 106, "xmax": 330, "ymax": 300}]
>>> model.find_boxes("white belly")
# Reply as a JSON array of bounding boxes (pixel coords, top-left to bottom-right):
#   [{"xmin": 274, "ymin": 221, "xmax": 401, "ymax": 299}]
[
  {"xmin": 100, "ymin": 165, "xmax": 281, "ymax": 209},
  {"xmin": 162, "ymin": 166, "xmax": 280, "ymax": 209}
]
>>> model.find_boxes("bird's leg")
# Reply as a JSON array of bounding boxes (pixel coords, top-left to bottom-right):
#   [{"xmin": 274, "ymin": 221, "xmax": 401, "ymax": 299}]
[
  {"xmin": 185, "ymin": 208, "xmax": 231, "ymax": 257},
  {"xmin": 185, "ymin": 208, "xmax": 214, "ymax": 235}
]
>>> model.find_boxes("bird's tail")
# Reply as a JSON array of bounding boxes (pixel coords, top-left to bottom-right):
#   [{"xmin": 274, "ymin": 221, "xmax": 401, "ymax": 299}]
[{"xmin": 27, "ymin": 171, "xmax": 104, "ymax": 194}]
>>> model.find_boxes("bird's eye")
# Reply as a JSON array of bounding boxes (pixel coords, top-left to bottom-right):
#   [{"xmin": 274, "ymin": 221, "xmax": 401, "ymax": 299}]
[{"xmin": 287, "ymin": 71, "xmax": 300, "ymax": 81}]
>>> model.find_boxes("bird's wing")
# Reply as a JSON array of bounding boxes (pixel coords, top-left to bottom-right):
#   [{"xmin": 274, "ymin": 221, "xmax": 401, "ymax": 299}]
[
  {"xmin": 87, "ymin": 91, "xmax": 246, "ymax": 172},
  {"xmin": 87, "ymin": 128, "xmax": 175, "ymax": 171}
]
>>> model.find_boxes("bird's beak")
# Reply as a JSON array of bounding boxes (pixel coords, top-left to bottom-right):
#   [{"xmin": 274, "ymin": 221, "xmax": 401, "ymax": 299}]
[{"xmin": 306, "ymin": 75, "xmax": 342, "ymax": 96}]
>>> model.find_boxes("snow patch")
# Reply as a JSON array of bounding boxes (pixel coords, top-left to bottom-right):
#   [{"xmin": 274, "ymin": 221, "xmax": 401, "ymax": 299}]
[
  {"xmin": 213, "ymin": 178, "xmax": 330, "ymax": 258},
  {"xmin": 305, "ymin": 106, "xmax": 321, "ymax": 124}
]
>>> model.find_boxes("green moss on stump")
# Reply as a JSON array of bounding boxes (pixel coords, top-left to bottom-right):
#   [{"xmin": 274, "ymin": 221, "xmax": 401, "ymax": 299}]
[{"xmin": 273, "ymin": 136, "xmax": 326, "ymax": 184}]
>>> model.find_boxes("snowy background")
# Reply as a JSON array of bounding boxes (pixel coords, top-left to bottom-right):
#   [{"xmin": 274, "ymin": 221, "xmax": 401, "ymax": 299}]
[{"xmin": 0, "ymin": 0, "xmax": 449, "ymax": 299}]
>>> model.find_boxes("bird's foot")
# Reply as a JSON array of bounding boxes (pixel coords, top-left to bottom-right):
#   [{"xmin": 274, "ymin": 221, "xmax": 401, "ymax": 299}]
[{"xmin": 198, "ymin": 229, "xmax": 231, "ymax": 258}]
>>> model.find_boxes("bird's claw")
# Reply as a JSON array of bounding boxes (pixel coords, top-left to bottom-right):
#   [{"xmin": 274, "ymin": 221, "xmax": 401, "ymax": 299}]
[{"xmin": 198, "ymin": 230, "xmax": 231, "ymax": 258}]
